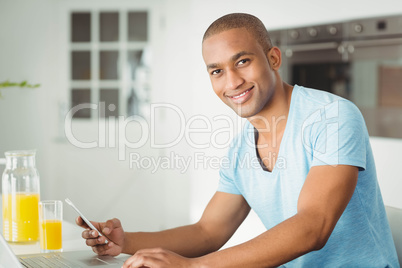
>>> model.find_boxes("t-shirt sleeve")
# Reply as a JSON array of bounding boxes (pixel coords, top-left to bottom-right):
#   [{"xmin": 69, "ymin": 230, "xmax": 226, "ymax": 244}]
[
  {"xmin": 309, "ymin": 99, "xmax": 367, "ymax": 170},
  {"xmin": 217, "ymin": 168, "xmax": 241, "ymax": 195}
]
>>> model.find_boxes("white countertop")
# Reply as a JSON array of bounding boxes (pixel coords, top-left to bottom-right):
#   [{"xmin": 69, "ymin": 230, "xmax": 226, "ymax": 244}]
[{"xmin": 7, "ymin": 221, "xmax": 90, "ymax": 255}]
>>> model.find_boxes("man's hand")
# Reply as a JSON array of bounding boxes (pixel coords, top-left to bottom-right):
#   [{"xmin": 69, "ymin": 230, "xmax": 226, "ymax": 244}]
[
  {"xmin": 76, "ymin": 217, "xmax": 125, "ymax": 256},
  {"xmin": 122, "ymin": 248, "xmax": 196, "ymax": 268}
]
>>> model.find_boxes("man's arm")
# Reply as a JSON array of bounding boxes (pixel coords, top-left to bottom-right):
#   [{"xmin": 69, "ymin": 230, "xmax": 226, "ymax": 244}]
[
  {"xmin": 193, "ymin": 164, "xmax": 359, "ymax": 267},
  {"xmin": 122, "ymin": 164, "xmax": 358, "ymax": 268},
  {"xmin": 79, "ymin": 191, "xmax": 251, "ymax": 258},
  {"xmin": 123, "ymin": 191, "xmax": 251, "ymax": 257}
]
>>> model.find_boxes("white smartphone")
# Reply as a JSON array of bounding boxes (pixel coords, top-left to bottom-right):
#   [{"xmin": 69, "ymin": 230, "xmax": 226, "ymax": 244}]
[{"xmin": 65, "ymin": 198, "xmax": 108, "ymax": 243}]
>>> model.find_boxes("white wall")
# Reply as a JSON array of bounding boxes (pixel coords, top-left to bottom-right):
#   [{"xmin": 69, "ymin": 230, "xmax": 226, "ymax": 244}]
[
  {"xmin": 1, "ymin": 0, "xmax": 402, "ymax": 248},
  {"xmin": 371, "ymin": 137, "xmax": 402, "ymax": 209},
  {"xmin": 0, "ymin": 0, "xmax": 58, "ymax": 197}
]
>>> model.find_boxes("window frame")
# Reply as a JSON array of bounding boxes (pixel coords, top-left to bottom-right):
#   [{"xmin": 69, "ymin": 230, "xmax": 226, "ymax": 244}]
[{"xmin": 68, "ymin": 8, "xmax": 151, "ymax": 120}]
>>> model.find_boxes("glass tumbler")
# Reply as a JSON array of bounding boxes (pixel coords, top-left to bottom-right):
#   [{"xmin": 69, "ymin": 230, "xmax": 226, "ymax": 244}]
[{"xmin": 39, "ymin": 200, "xmax": 63, "ymax": 253}]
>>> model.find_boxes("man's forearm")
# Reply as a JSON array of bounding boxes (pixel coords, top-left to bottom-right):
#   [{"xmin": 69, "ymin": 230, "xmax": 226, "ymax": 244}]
[
  {"xmin": 194, "ymin": 212, "xmax": 325, "ymax": 268},
  {"xmin": 122, "ymin": 223, "xmax": 220, "ymax": 258}
]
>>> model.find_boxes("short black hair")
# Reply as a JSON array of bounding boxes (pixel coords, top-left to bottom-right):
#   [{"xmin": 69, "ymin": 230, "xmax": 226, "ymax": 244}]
[{"xmin": 203, "ymin": 13, "xmax": 273, "ymax": 54}]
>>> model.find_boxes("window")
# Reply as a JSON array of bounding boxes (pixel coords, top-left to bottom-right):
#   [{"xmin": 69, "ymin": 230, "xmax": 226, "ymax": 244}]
[{"xmin": 70, "ymin": 10, "xmax": 151, "ymax": 119}]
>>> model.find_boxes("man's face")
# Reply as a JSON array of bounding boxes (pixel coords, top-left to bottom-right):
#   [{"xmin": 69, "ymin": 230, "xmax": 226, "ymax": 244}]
[{"xmin": 202, "ymin": 27, "xmax": 279, "ymax": 118}]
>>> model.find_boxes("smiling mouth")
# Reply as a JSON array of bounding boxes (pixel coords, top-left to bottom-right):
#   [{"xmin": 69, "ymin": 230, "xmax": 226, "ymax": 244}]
[{"xmin": 228, "ymin": 86, "xmax": 254, "ymax": 99}]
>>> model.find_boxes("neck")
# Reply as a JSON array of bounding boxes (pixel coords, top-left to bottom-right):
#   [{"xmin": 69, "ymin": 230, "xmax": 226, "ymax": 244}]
[{"xmin": 248, "ymin": 82, "xmax": 293, "ymax": 141}]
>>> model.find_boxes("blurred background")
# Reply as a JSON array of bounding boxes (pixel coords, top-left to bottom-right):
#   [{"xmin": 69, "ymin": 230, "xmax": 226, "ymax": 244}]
[{"xmin": 1, "ymin": 0, "xmax": 402, "ymax": 248}]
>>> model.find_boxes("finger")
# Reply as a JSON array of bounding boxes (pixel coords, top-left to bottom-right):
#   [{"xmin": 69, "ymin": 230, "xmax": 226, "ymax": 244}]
[
  {"xmin": 123, "ymin": 253, "xmax": 163, "ymax": 268},
  {"xmin": 92, "ymin": 244, "xmax": 108, "ymax": 256},
  {"xmin": 86, "ymin": 237, "xmax": 102, "ymax": 247},
  {"xmin": 102, "ymin": 218, "xmax": 121, "ymax": 235},
  {"xmin": 76, "ymin": 216, "xmax": 89, "ymax": 228},
  {"xmin": 96, "ymin": 235, "xmax": 107, "ymax": 244},
  {"xmin": 82, "ymin": 229, "xmax": 99, "ymax": 239},
  {"xmin": 135, "ymin": 247, "xmax": 166, "ymax": 254},
  {"xmin": 92, "ymin": 241, "xmax": 116, "ymax": 256},
  {"xmin": 84, "ymin": 233, "xmax": 109, "ymax": 247}
]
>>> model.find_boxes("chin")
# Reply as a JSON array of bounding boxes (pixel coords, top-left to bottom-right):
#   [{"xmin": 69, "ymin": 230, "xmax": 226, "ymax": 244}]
[{"xmin": 232, "ymin": 107, "xmax": 258, "ymax": 118}]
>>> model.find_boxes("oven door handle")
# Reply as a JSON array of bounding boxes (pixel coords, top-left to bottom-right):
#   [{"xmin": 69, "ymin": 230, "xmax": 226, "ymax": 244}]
[
  {"xmin": 283, "ymin": 37, "xmax": 402, "ymax": 53},
  {"xmin": 345, "ymin": 37, "xmax": 402, "ymax": 48},
  {"xmin": 283, "ymin": 42, "xmax": 338, "ymax": 57},
  {"xmin": 283, "ymin": 42, "xmax": 338, "ymax": 51}
]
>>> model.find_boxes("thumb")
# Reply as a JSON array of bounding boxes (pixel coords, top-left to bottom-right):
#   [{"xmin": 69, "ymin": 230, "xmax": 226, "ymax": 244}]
[{"xmin": 103, "ymin": 218, "xmax": 121, "ymax": 234}]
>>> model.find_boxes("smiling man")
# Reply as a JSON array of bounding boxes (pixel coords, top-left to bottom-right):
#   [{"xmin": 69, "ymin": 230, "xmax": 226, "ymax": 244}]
[{"xmin": 78, "ymin": 13, "xmax": 399, "ymax": 267}]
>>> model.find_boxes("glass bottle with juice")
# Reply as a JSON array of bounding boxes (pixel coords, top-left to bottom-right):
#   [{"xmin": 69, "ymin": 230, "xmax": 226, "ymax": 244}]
[{"xmin": 2, "ymin": 150, "xmax": 40, "ymax": 243}]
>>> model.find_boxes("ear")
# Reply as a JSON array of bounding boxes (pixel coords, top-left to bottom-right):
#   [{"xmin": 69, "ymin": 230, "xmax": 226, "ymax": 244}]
[{"xmin": 267, "ymin": 47, "xmax": 282, "ymax": 70}]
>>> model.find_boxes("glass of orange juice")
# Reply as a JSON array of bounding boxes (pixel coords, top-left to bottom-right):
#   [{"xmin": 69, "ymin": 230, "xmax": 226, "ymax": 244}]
[{"xmin": 38, "ymin": 200, "xmax": 63, "ymax": 253}]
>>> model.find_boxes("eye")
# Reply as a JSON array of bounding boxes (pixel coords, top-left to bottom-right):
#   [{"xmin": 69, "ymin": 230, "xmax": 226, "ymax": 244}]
[
  {"xmin": 211, "ymin": 69, "xmax": 222, "ymax": 75},
  {"xmin": 237, "ymin": 58, "xmax": 250, "ymax": 66}
]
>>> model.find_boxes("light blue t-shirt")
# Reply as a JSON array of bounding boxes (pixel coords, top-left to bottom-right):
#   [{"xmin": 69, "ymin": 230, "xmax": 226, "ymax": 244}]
[{"xmin": 218, "ymin": 85, "xmax": 399, "ymax": 267}]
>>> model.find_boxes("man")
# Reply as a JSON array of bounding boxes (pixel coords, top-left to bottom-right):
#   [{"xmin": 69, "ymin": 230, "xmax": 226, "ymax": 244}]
[{"xmin": 78, "ymin": 13, "xmax": 399, "ymax": 267}]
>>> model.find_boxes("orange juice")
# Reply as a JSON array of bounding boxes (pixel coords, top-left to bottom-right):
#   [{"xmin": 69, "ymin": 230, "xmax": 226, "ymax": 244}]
[
  {"xmin": 2, "ymin": 193, "xmax": 40, "ymax": 242},
  {"xmin": 39, "ymin": 220, "xmax": 62, "ymax": 251}
]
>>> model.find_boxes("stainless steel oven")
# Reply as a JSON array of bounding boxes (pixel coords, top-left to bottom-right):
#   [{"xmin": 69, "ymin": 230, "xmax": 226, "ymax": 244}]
[{"xmin": 270, "ymin": 15, "xmax": 402, "ymax": 139}]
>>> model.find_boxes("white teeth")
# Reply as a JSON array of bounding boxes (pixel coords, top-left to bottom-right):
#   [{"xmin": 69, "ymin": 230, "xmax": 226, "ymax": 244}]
[{"xmin": 233, "ymin": 89, "xmax": 249, "ymax": 99}]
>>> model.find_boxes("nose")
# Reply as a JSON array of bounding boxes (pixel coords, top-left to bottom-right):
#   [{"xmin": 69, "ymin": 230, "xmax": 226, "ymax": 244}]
[{"xmin": 225, "ymin": 69, "xmax": 244, "ymax": 91}]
